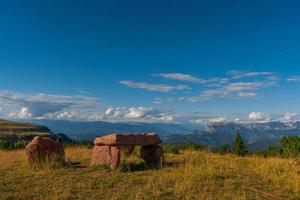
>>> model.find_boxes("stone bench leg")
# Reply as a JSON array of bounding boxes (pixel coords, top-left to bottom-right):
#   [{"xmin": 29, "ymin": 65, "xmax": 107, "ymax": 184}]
[
  {"xmin": 140, "ymin": 145, "xmax": 164, "ymax": 168},
  {"xmin": 91, "ymin": 145, "xmax": 120, "ymax": 169}
]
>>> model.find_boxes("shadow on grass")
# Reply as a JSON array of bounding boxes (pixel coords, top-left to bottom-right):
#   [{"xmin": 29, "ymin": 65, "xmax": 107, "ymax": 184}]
[
  {"xmin": 65, "ymin": 161, "xmax": 87, "ymax": 169},
  {"xmin": 118, "ymin": 156, "xmax": 187, "ymax": 172},
  {"xmin": 119, "ymin": 160, "xmax": 167, "ymax": 172},
  {"xmin": 119, "ymin": 162, "xmax": 149, "ymax": 172},
  {"xmin": 163, "ymin": 160, "xmax": 186, "ymax": 168}
]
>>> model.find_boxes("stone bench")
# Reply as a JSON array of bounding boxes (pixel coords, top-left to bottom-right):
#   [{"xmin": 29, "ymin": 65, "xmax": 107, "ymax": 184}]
[{"xmin": 91, "ymin": 133, "xmax": 163, "ymax": 169}]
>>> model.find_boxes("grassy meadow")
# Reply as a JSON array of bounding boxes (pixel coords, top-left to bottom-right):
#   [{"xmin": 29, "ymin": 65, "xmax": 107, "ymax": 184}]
[{"xmin": 0, "ymin": 147, "xmax": 299, "ymax": 200}]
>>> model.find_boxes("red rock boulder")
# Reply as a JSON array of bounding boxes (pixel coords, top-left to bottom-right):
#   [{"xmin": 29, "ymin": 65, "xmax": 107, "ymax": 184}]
[
  {"xmin": 94, "ymin": 133, "xmax": 161, "ymax": 146},
  {"xmin": 91, "ymin": 145, "xmax": 120, "ymax": 168},
  {"xmin": 92, "ymin": 133, "xmax": 164, "ymax": 169},
  {"xmin": 25, "ymin": 136, "xmax": 65, "ymax": 163}
]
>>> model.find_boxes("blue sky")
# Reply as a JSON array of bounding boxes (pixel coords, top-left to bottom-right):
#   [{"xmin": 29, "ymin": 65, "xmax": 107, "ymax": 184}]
[{"xmin": 1, "ymin": 0, "xmax": 300, "ymax": 123}]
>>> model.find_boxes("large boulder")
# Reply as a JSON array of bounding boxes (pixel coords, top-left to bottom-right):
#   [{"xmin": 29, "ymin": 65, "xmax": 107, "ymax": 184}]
[
  {"xmin": 92, "ymin": 133, "xmax": 163, "ymax": 169},
  {"xmin": 91, "ymin": 145, "xmax": 120, "ymax": 168},
  {"xmin": 94, "ymin": 133, "xmax": 161, "ymax": 146},
  {"xmin": 25, "ymin": 136, "xmax": 65, "ymax": 163}
]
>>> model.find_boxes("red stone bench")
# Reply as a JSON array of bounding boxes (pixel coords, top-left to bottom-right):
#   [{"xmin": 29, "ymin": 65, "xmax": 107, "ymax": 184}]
[{"xmin": 91, "ymin": 133, "xmax": 163, "ymax": 169}]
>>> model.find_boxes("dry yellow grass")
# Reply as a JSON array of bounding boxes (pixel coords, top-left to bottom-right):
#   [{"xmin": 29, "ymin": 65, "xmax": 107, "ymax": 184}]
[{"xmin": 0, "ymin": 147, "xmax": 299, "ymax": 200}]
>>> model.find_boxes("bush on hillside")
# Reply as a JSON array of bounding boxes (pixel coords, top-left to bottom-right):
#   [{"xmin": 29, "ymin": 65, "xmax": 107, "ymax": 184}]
[
  {"xmin": 254, "ymin": 136, "xmax": 300, "ymax": 158},
  {"xmin": 163, "ymin": 142, "xmax": 205, "ymax": 154},
  {"xmin": 281, "ymin": 136, "xmax": 300, "ymax": 158},
  {"xmin": 218, "ymin": 144, "xmax": 231, "ymax": 155}
]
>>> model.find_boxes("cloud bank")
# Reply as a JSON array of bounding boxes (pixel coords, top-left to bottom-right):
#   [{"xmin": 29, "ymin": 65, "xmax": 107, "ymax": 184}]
[{"xmin": 1, "ymin": 70, "xmax": 299, "ymax": 124}]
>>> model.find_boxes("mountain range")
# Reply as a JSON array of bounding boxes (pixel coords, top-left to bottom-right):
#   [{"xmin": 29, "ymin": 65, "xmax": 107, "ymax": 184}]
[
  {"xmin": 30, "ymin": 119, "xmax": 300, "ymax": 150},
  {"xmin": 30, "ymin": 119, "xmax": 197, "ymax": 140},
  {"xmin": 1, "ymin": 118, "xmax": 299, "ymax": 150},
  {"xmin": 164, "ymin": 121, "xmax": 300, "ymax": 150}
]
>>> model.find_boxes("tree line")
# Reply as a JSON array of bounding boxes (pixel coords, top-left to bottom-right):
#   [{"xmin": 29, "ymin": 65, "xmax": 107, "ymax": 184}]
[
  {"xmin": 215, "ymin": 133, "xmax": 300, "ymax": 158},
  {"xmin": 164, "ymin": 132, "xmax": 300, "ymax": 159}
]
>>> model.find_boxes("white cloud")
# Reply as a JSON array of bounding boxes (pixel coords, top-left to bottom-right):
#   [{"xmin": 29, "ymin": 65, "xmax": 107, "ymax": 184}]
[
  {"xmin": 159, "ymin": 114, "xmax": 174, "ymax": 122},
  {"xmin": 186, "ymin": 89, "xmax": 229, "ymax": 103},
  {"xmin": 19, "ymin": 107, "xmax": 32, "ymax": 118},
  {"xmin": 120, "ymin": 80, "xmax": 190, "ymax": 92},
  {"xmin": 186, "ymin": 80, "xmax": 272, "ymax": 103},
  {"xmin": 121, "ymin": 70, "xmax": 280, "ymax": 104},
  {"xmin": 104, "ymin": 107, "xmax": 124, "ymax": 119},
  {"xmin": 280, "ymin": 113, "xmax": 298, "ymax": 123},
  {"xmin": 56, "ymin": 112, "xmax": 77, "ymax": 120},
  {"xmin": 155, "ymin": 73, "xmax": 206, "ymax": 83},
  {"xmin": 286, "ymin": 76, "xmax": 300, "ymax": 82},
  {"xmin": 39, "ymin": 111, "xmax": 86, "ymax": 121},
  {"xmin": 190, "ymin": 114, "xmax": 231, "ymax": 125},
  {"xmin": 154, "ymin": 97, "xmax": 175, "ymax": 105},
  {"xmin": 235, "ymin": 118, "xmax": 241, "ymax": 122},
  {"xmin": 228, "ymin": 70, "xmax": 275, "ymax": 79},
  {"xmin": 208, "ymin": 117, "xmax": 227, "ymax": 123},
  {"xmin": 186, "ymin": 96, "xmax": 209, "ymax": 103},
  {"xmin": 249, "ymin": 112, "xmax": 269, "ymax": 122},
  {"xmin": 98, "ymin": 106, "xmax": 177, "ymax": 123},
  {"xmin": 125, "ymin": 107, "xmax": 149, "ymax": 119},
  {"xmin": 225, "ymin": 82, "xmax": 263, "ymax": 92},
  {"xmin": 202, "ymin": 89, "xmax": 229, "ymax": 97},
  {"xmin": 237, "ymin": 92, "xmax": 257, "ymax": 98},
  {"xmin": 122, "ymin": 107, "xmax": 175, "ymax": 122},
  {"xmin": 192, "ymin": 118, "xmax": 205, "ymax": 124},
  {"xmin": 9, "ymin": 107, "xmax": 32, "ymax": 119},
  {"xmin": 0, "ymin": 90, "xmax": 101, "ymax": 119},
  {"xmin": 154, "ymin": 98, "xmax": 162, "ymax": 105},
  {"xmin": 186, "ymin": 85, "xmax": 260, "ymax": 103}
]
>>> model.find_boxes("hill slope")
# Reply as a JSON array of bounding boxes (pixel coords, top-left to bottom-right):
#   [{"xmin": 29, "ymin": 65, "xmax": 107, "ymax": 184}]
[
  {"xmin": 0, "ymin": 119, "xmax": 51, "ymax": 136},
  {"xmin": 0, "ymin": 119, "xmax": 65, "ymax": 149}
]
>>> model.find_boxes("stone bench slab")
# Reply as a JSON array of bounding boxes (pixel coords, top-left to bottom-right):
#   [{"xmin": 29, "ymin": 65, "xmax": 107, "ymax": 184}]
[{"xmin": 94, "ymin": 133, "xmax": 161, "ymax": 146}]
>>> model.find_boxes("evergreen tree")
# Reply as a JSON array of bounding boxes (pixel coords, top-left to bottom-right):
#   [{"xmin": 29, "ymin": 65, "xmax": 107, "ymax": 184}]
[
  {"xmin": 233, "ymin": 132, "xmax": 248, "ymax": 156},
  {"xmin": 280, "ymin": 136, "xmax": 300, "ymax": 158}
]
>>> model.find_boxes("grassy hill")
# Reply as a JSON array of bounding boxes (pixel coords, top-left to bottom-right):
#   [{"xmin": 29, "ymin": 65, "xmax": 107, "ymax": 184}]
[
  {"xmin": 0, "ymin": 119, "xmax": 53, "ymax": 150},
  {"xmin": 0, "ymin": 119, "xmax": 51, "ymax": 136},
  {"xmin": 0, "ymin": 147, "xmax": 299, "ymax": 199}
]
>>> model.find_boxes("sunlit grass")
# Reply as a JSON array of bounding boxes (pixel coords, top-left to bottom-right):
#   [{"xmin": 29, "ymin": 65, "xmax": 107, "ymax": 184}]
[{"xmin": 0, "ymin": 147, "xmax": 299, "ymax": 200}]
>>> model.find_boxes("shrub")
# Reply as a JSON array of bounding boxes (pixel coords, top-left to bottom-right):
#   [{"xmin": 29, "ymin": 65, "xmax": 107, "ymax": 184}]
[
  {"xmin": 163, "ymin": 144, "xmax": 180, "ymax": 154},
  {"xmin": 163, "ymin": 142, "xmax": 205, "ymax": 154},
  {"xmin": 253, "ymin": 136, "xmax": 300, "ymax": 158},
  {"xmin": 219, "ymin": 144, "xmax": 231, "ymax": 155},
  {"xmin": 281, "ymin": 136, "xmax": 300, "ymax": 158}
]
